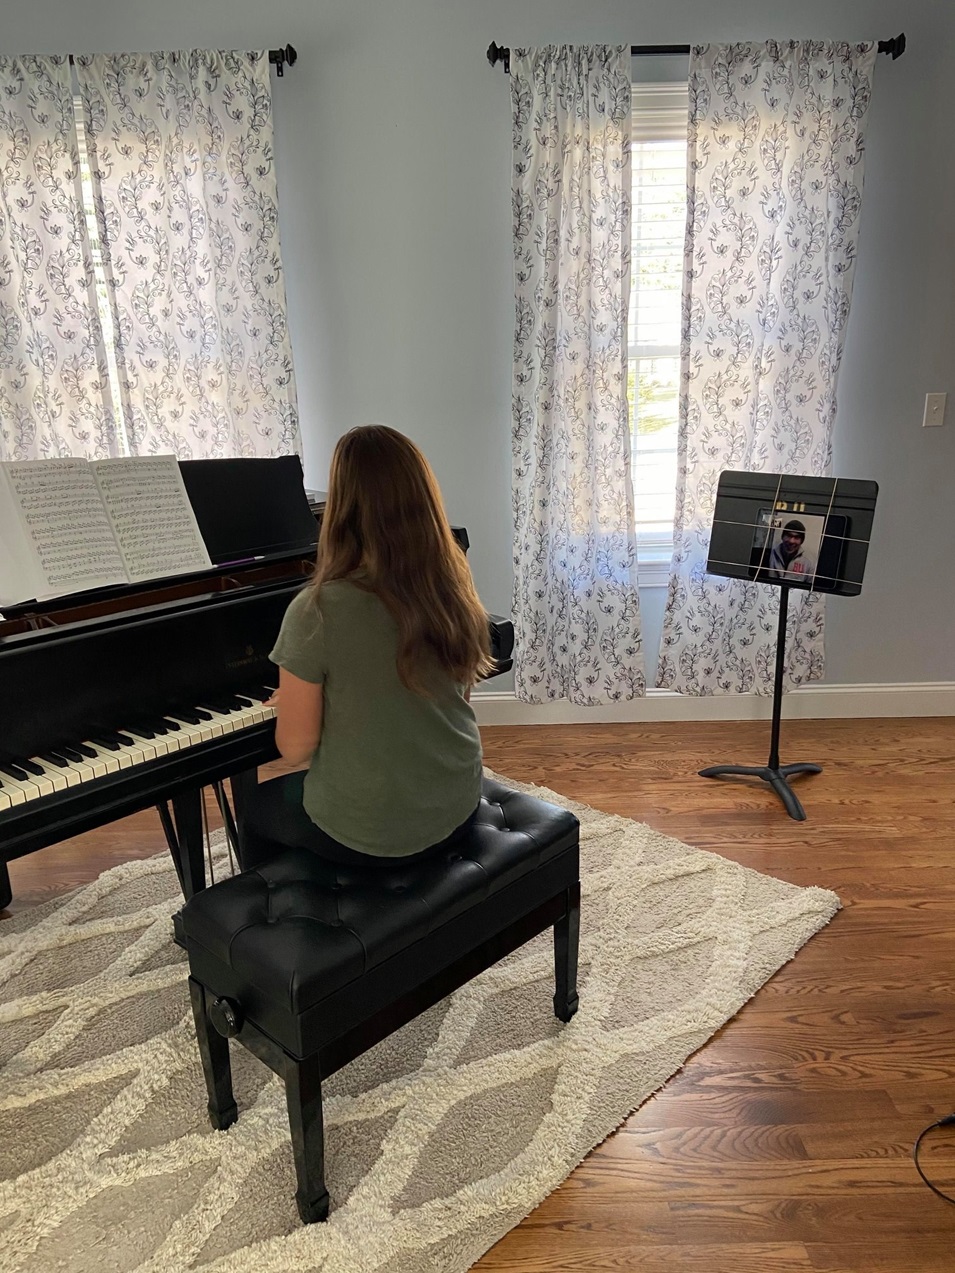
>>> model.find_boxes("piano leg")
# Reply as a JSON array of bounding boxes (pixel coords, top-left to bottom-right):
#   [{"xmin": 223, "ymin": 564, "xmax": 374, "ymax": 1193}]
[
  {"xmin": 0, "ymin": 862, "xmax": 11, "ymax": 911},
  {"xmin": 157, "ymin": 770, "xmax": 261, "ymax": 898},
  {"xmin": 166, "ymin": 789, "xmax": 208, "ymax": 899},
  {"xmin": 228, "ymin": 768, "xmax": 261, "ymax": 872}
]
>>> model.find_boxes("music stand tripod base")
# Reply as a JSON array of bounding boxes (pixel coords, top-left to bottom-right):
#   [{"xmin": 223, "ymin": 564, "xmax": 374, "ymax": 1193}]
[
  {"xmin": 697, "ymin": 581, "xmax": 821, "ymax": 821},
  {"xmin": 698, "ymin": 761, "xmax": 822, "ymax": 822}
]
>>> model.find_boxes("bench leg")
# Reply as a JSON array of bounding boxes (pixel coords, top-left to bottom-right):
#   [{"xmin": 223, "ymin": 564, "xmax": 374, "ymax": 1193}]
[
  {"xmin": 188, "ymin": 977, "xmax": 238, "ymax": 1131},
  {"xmin": 285, "ymin": 1053, "xmax": 330, "ymax": 1223},
  {"xmin": 553, "ymin": 881, "xmax": 580, "ymax": 1022}
]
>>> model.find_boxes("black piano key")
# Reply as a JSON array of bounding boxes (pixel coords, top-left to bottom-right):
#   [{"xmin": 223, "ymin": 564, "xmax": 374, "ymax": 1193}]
[
  {"xmin": 12, "ymin": 757, "xmax": 47, "ymax": 776},
  {"xmin": 0, "ymin": 762, "xmax": 29, "ymax": 782},
  {"xmin": 148, "ymin": 720, "xmax": 171, "ymax": 735},
  {"xmin": 171, "ymin": 709, "xmax": 201, "ymax": 725},
  {"xmin": 75, "ymin": 743, "xmax": 98, "ymax": 759},
  {"xmin": 245, "ymin": 687, "xmax": 273, "ymax": 702},
  {"xmin": 56, "ymin": 746, "xmax": 84, "ymax": 763},
  {"xmin": 126, "ymin": 725, "xmax": 156, "ymax": 740},
  {"xmin": 198, "ymin": 700, "xmax": 235, "ymax": 714},
  {"xmin": 193, "ymin": 709, "xmax": 213, "ymax": 722},
  {"xmin": 160, "ymin": 718, "xmax": 182, "ymax": 731},
  {"xmin": 234, "ymin": 696, "xmax": 254, "ymax": 707},
  {"xmin": 93, "ymin": 732, "xmax": 135, "ymax": 749},
  {"xmin": 39, "ymin": 752, "xmax": 70, "ymax": 769}
]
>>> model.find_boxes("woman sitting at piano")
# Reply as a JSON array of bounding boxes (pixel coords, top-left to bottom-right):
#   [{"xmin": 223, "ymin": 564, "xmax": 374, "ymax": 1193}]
[{"xmin": 238, "ymin": 424, "xmax": 491, "ymax": 869}]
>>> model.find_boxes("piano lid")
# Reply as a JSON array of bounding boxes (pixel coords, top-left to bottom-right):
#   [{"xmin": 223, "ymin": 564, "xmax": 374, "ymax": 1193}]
[{"xmin": 178, "ymin": 455, "xmax": 318, "ymax": 567}]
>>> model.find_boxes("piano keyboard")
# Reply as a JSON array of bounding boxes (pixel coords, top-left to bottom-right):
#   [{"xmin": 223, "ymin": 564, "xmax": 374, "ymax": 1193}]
[{"xmin": 0, "ymin": 688, "xmax": 276, "ymax": 812}]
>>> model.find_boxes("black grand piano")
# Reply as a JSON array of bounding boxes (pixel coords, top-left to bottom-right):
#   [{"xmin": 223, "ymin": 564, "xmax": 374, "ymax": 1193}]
[{"xmin": 0, "ymin": 457, "xmax": 513, "ymax": 910}]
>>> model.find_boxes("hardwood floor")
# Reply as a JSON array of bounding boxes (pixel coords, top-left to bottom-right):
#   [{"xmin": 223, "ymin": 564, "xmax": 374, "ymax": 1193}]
[{"xmin": 4, "ymin": 717, "xmax": 955, "ymax": 1271}]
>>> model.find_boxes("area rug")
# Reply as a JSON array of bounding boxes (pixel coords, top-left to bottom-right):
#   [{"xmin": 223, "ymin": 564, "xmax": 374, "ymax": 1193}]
[{"xmin": 0, "ymin": 774, "xmax": 839, "ymax": 1273}]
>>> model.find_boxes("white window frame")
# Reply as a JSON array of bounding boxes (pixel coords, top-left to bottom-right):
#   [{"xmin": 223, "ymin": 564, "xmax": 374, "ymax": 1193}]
[{"xmin": 630, "ymin": 81, "xmax": 688, "ymax": 586}]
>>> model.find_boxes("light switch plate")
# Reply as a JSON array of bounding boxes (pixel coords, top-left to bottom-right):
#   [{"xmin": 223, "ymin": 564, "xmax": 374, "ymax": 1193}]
[{"xmin": 923, "ymin": 393, "xmax": 947, "ymax": 427}]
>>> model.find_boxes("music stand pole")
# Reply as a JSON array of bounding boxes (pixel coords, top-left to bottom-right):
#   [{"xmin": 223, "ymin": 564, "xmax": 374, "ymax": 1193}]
[{"xmin": 699, "ymin": 583, "xmax": 822, "ymax": 820}]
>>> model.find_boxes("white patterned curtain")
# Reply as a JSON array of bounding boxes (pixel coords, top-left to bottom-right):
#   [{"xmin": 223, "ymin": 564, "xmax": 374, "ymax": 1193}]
[
  {"xmin": 74, "ymin": 50, "xmax": 300, "ymax": 459},
  {"xmin": 0, "ymin": 57, "xmax": 121, "ymax": 461},
  {"xmin": 511, "ymin": 46, "xmax": 644, "ymax": 705},
  {"xmin": 657, "ymin": 41, "xmax": 877, "ymax": 694}
]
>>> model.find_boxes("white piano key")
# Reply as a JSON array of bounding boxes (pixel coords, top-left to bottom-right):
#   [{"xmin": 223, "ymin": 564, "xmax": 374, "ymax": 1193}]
[
  {"xmin": 150, "ymin": 728, "xmax": 181, "ymax": 755},
  {"xmin": 39, "ymin": 757, "xmax": 82, "ymax": 788},
  {"xmin": 11, "ymin": 767, "xmax": 55, "ymax": 799},
  {"xmin": 117, "ymin": 740, "xmax": 150, "ymax": 767},
  {"xmin": 25, "ymin": 759, "xmax": 69, "ymax": 794},
  {"xmin": 0, "ymin": 775, "xmax": 30, "ymax": 805},
  {"xmin": 168, "ymin": 716, "xmax": 216, "ymax": 746},
  {"xmin": 59, "ymin": 759, "xmax": 98, "ymax": 786},
  {"xmin": 202, "ymin": 714, "xmax": 228, "ymax": 739},
  {"xmin": 12, "ymin": 764, "xmax": 61, "ymax": 800},
  {"xmin": 203, "ymin": 709, "xmax": 240, "ymax": 736},
  {"xmin": 128, "ymin": 731, "xmax": 171, "ymax": 759},
  {"xmin": 91, "ymin": 743, "xmax": 135, "ymax": 770},
  {"xmin": 79, "ymin": 743, "xmax": 121, "ymax": 777}
]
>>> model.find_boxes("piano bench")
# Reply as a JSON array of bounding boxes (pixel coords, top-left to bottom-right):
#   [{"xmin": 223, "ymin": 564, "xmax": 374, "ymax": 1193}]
[{"xmin": 175, "ymin": 776, "xmax": 580, "ymax": 1224}]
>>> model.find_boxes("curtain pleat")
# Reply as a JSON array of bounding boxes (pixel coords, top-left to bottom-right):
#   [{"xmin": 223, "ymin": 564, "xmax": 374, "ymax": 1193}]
[
  {"xmin": 511, "ymin": 45, "xmax": 645, "ymax": 704},
  {"xmin": 0, "ymin": 56, "xmax": 119, "ymax": 460}
]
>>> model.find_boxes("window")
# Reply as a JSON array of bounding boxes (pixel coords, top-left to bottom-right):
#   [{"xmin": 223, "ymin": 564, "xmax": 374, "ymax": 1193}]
[{"xmin": 629, "ymin": 82, "xmax": 689, "ymax": 583}]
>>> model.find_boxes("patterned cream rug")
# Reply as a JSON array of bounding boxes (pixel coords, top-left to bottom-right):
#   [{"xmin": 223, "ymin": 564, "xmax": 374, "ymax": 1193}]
[{"xmin": 0, "ymin": 776, "xmax": 839, "ymax": 1273}]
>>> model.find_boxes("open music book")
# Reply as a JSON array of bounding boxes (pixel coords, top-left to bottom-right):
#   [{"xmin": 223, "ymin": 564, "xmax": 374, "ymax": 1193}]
[{"xmin": 0, "ymin": 456, "xmax": 213, "ymax": 608}]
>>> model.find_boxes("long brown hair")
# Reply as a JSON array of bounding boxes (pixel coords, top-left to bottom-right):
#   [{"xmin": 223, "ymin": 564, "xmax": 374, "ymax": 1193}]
[{"xmin": 312, "ymin": 425, "xmax": 492, "ymax": 692}]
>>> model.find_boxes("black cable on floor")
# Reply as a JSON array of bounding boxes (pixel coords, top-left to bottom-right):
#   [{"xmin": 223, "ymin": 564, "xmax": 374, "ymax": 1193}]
[{"xmin": 913, "ymin": 1114, "xmax": 955, "ymax": 1204}]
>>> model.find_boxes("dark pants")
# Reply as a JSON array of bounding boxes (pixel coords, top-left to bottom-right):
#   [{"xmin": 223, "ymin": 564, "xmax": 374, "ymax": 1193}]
[{"xmin": 237, "ymin": 770, "xmax": 479, "ymax": 871}]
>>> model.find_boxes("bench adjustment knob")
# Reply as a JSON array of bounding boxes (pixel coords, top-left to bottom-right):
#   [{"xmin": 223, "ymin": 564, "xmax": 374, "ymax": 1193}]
[{"xmin": 210, "ymin": 997, "xmax": 243, "ymax": 1038}]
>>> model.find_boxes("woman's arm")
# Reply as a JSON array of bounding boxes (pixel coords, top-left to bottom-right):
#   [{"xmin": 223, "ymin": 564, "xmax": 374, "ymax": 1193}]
[{"xmin": 268, "ymin": 667, "xmax": 324, "ymax": 766}]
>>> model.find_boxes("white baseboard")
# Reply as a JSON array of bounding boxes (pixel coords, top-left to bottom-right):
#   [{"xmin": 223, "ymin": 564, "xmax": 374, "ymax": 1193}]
[{"xmin": 471, "ymin": 682, "xmax": 955, "ymax": 725}]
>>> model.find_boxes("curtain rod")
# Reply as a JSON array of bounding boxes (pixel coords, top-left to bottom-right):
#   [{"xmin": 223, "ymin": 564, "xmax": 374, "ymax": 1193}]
[
  {"xmin": 486, "ymin": 34, "xmax": 906, "ymax": 74},
  {"xmin": 65, "ymin": 44, "xmax": 298, "ymax": 76}
]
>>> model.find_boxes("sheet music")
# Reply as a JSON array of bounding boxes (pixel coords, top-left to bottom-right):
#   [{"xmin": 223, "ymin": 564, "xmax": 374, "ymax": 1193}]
[
  {"xmin": 0, "ymin": 475, "xmax": 38, "ymax": 609},
  {"xmin": 0, "ymin": 459, "xmax": 127, "ymax": 601},
  {"xmin": 91, "ymin": 456, "xmax": 212, "ymax": 582}
]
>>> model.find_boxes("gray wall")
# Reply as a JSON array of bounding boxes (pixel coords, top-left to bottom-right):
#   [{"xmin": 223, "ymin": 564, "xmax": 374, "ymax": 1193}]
[{"xmin": 5, "ymin": 0, "xmax": 953, "ymax": 686}]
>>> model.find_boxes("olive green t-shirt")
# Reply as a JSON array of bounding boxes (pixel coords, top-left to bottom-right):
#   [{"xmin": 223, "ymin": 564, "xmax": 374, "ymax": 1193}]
[{"xmin": 269, "ymin": 581, "xmax": 483, "ymax": 856}]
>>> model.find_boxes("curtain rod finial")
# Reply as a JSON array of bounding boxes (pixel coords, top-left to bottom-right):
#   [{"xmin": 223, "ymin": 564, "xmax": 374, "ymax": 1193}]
[
  {"xmin": 487, "ymin": 41, "xmax": 510, "ymax": 74},
  {"xmin": 269, "ymin": 44, "xmax": 297, "ymax": 76},
  {"xmin": 878, "ymin": 32, "xmax": 906, "ymax": 59}
]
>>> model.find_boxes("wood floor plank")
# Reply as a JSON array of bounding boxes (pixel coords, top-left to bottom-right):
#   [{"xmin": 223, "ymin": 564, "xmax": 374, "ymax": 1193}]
[
  {"xmin": 807, "ymin": 1240, "xmax": 955, "ymax": 1272},
  {"xmin": 478, "ymin": 1238, "xmax": 816, "ymax": 1271},
  {"xmin": 633, "ymin": 1087, "xmax": 901, "ymax": 1128},
  {"xmin": 4, "ymin": 717, "xmax": 955, "ymax": 1271}
]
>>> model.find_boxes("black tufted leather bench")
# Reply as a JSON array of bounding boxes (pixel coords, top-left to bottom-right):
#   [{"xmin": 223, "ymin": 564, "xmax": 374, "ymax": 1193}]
[{"xmin": 176, "ymin": 776, "xmax": 580, "ymax": 1223}]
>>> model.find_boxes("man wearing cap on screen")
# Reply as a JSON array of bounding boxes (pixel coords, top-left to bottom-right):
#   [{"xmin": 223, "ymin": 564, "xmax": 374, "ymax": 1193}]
[{"xmin": 767, "ymin": 520, "xmax": 817, "ymax": 583}]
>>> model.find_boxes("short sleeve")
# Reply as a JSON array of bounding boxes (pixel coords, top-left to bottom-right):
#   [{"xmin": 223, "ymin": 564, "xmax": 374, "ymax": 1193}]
[{"xmin": 269, "ymin": 588, "xmax": 326, "ymax": 684}]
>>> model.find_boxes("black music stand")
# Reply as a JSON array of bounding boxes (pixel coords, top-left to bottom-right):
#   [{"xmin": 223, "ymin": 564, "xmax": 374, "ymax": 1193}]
[{"xmin": 700, "ymin": 471, "xmax": 878, "ymax": 821}]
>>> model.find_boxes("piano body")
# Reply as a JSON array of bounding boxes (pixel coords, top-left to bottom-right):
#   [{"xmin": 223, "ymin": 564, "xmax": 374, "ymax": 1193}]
[{"xmin": 0, "ymin": 459, "xmax": 513, "ymax": 910}]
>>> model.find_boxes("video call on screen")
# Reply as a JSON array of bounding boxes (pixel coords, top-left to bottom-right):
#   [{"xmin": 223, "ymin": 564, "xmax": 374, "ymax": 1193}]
[{"xmin": 706, "ymin": 472, "xmax": 878, "ymax": 597}]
